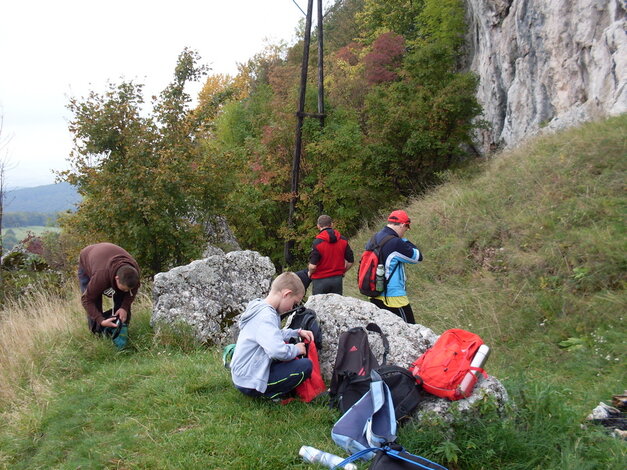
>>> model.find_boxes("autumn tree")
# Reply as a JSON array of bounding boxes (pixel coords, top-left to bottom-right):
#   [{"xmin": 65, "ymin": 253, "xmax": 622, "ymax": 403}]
[{"xmin": 59, "ymin": 49, "xmax": 214, "ymax": 275}]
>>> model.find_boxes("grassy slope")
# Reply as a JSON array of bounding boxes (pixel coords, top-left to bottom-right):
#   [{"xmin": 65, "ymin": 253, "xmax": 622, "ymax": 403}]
[
  {"xmin": 345, "ymin": 114, "xmax": 626, "ymax": 406},
  {"xmin": 0, "ymin": 116, "xmax": 625, "ymax": 469}
]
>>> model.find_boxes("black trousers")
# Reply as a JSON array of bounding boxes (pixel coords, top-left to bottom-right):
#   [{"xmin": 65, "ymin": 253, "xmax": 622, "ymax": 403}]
[
  {"xmin": 311, "ymin": 275, "xmax": 344, "ymax": 295},
  {"xmin": 370, "ymin": 298, "xmax": 416, "ymax": 324}
]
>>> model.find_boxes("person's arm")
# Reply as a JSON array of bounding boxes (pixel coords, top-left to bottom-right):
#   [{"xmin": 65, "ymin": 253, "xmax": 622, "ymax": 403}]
[
  {"xmin": 81, "ymin": 272, "xmax": 108, "ymax": 326},
  {"xmin": 120, "ymin": 278, "xmax": 140, "ymax": 312},
  {"xmin": 308, "ymin": 242, "xmax": 322, "ymax": 276},
  {"xmin": 344, "ymin": 241, "xmax": 355, "ymax": 272},
  {"xmin": 400, "ymin": 239, "xmax": 422, "ymax": 263},
  {"xmin": 257, "ymin": 314, "xmax": 300, "ymax": 361}
]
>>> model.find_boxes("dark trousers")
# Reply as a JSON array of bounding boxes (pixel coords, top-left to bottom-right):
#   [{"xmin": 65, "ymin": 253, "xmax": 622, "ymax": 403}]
[
  {"xmin": 78, "ymin": 267, "xmax": 130, "ymax": 334},
  {"xmin": 311, "ymin": 275, "xmax": 343, "ymax": 295},
  {"xmin": 237, "ymin": 358, "xmax": 313, "ymax": 400},
  {"xmin": 370, "ymin": 298, "xmax": 416, "ymax": 324}
]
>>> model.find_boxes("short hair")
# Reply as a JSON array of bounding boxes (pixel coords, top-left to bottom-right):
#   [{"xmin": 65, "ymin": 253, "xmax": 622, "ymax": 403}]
[
  {"xmin": 317, "ymin": 214, "xmax": 333, "ymax": 228},
  {"xmin": 271, "ymin": 272, "xmax": 305, "ymax": 297},
  {"xmin": 116, "ymin": 265, "xmax": 139, "ymax": 289}
]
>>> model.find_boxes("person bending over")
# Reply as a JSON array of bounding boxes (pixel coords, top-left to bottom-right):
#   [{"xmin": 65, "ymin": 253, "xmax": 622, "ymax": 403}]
[{"xmin": 78, "ymin": 242, "xmax": 140, "ymax": 334}]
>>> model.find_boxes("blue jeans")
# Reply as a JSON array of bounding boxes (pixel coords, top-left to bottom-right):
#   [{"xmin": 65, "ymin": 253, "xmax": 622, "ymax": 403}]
[{"xmin": 237, "ymin": 358, "xmax": 313, "ymax": 400}]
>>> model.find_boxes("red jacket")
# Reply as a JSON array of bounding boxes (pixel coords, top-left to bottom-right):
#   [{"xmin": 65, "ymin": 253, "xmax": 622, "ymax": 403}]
[{"xmin": 309, "ymin": 228, "xmax": 354, "ymax": 279}]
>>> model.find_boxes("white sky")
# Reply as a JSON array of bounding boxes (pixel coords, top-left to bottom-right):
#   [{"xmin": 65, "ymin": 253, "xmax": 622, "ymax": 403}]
[{"xmin": 0, "ymin": 0, "xmax": 308, "ymax": 188}]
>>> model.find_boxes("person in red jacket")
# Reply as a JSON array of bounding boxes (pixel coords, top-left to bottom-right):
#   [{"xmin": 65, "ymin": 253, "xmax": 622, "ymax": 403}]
[
  {"xmin": 307, "ymin": 215, "xmax": 354, "ymax": 295},
  {"xmin": 77, "ymin": 243, "xmax": 140, "ymax": 334}
]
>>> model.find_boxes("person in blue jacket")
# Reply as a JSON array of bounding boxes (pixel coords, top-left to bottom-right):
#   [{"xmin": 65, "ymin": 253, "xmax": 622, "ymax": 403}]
[
  {"xmin": 368, "ymin": 210, "xmax": 423, "ymax": 324},
  {"xmin": 230, "ymin": 272, "xmax": 315, "ymax": 400}
]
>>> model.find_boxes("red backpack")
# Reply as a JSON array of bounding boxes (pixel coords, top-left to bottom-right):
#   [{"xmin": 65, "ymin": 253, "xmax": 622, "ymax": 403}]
[
  {"xmin": 409, "ymin": 329, "xmax": 488, "ymax": 400},
  {"xmin": 357, "ymin": 234, "xmax": 396, "ymax": 297}
]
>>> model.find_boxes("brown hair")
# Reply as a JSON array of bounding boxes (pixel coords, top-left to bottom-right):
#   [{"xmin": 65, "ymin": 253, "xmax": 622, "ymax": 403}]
[
  {"xmin": 270, "ymin": 272, "xmax": 305, "ymax": 297},
  {"xmin": 116, "ymin": 265, "xmax": 139, "ymax": 289},
  {"xmin": 317, "ymin": 214, "xmax": 332, "ymax": 228}
]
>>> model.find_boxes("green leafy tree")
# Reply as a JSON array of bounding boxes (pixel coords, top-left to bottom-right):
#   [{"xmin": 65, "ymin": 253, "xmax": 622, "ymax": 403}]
[{"xmin": 59, "ymin": 49, "xmax": 213, "ymax": 275}]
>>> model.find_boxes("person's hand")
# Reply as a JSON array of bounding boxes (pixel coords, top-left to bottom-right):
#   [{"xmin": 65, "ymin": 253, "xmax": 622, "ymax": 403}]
[
  {"xmin": 115, "ymin": 308, "xmax": 128, "ymax": 323},
  {"xmin": 101, "ymin": 317, "xmax": 118, "ymax": 328},
  {"xmin": 298, "ymin": 329, "xmax": 315, "ymax": 344},
  {"xmin": 295, "ymin": 342, "xmax": 307, "ymax": 356}
]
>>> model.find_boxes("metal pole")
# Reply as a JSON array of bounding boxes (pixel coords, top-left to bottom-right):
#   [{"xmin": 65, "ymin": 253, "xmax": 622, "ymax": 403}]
[{"xmin": 284, "ymin": 0, "xmax": 314, "ymax": 267}]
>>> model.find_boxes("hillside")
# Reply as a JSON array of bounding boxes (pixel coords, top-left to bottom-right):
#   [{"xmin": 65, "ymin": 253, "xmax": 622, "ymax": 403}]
[
  {"xmin": 343, "ymin": 115, "xmax": 626, "ymax": 398},
  {"xmin": 3, "ymin": 182, "xmax": 80, "ymax": 213},
  {"xmin": 0, "ymin": 117, "xmax": 625, "ymax": 469}
]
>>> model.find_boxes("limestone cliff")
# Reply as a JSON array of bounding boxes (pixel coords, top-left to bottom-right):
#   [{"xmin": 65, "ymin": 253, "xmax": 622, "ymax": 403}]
[{"xmin": 465, "ymin": 0, "xmax": 626, "ymax": 151}]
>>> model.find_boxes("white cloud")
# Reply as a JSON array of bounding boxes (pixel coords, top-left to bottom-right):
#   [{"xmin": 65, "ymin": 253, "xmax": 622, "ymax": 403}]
[{"xmin": 0, "ymin": 0, "xmax": 306, "ymax": 188}]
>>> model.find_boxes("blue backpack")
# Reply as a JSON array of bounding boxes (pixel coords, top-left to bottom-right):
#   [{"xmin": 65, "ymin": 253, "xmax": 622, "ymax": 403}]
[
  {"xmin": 331, "ymin": 370, "xmax": 397, "ymax": 460},
  {"xmin": 331, "ymin": 370, "xmax": 447, "ymax": 470}
]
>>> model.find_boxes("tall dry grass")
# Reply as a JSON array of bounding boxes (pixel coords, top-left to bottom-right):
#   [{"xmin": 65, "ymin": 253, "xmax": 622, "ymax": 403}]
[{"xmin": 0, "ymin": 283, "xmax": 84, "ymax": 412}]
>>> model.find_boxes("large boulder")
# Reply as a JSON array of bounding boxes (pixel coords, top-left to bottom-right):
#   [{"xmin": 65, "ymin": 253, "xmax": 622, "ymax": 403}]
[
  {"xmin": 302, "ymin": 294, "xmax": 509, "ymax": 417},
  {"xmin": 151, "ymin": 250, "xmax": 275, "ymax": 345}
]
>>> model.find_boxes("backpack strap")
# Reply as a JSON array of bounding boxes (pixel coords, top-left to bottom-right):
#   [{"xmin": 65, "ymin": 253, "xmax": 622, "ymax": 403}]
[
  {"xmin": 280, "ymin": 304, "xmax": 305, "ymax": 321},
  {"xmin": 375, "ymin": 234, "xmax": 399, "ymax": 303},
  {"xmin": 366, "ymin": 323, "xmax": 389, "ymax": 366}
]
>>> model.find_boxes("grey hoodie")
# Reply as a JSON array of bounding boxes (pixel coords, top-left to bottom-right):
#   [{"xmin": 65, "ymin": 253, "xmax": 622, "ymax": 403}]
[{"xmin": 230, "ymin": 298, "xmax": 301, "ymax": 393}]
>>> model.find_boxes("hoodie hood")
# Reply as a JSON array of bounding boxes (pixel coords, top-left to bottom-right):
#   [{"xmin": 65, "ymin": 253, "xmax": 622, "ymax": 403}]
[
  {"xmin": 239, "ymin": 298, "xmax": 274, "ymax": 328},
  {"xmin": 316, "ymin": 227, "xmax": 339, "ymax": 243}
]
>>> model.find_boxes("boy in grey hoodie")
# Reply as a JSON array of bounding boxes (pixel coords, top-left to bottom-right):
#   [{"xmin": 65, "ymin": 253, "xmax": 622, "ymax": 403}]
[{"xmin": 230, "ymin": 272, "xmax": 315, "ymax": 400}]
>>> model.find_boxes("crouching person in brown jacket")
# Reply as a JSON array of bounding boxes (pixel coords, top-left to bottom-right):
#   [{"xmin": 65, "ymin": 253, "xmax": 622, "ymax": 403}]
[{"xmin": 77, "ymin": 243, "xmax": 141, "ymax": 335}]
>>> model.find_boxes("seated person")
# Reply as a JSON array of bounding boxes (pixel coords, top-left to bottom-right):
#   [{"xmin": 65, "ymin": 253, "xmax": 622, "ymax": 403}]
[{"xmin": 230, "ymin": 272, "xmax": 314, "ymax": 400}]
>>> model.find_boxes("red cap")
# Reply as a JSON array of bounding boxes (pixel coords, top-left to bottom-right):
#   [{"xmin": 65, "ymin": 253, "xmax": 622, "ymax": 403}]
[{"xmin": 387, "ymin": 210, "xmax": 411, "ymax": 226}]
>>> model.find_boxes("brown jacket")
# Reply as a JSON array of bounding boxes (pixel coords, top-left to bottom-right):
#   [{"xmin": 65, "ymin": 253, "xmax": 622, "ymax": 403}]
[{"xmin": 79, "ymin": 243, "xmax": 141, "ymax": 325}]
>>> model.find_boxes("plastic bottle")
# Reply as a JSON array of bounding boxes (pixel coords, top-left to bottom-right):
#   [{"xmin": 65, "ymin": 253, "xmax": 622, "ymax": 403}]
[
  {"xmin": 459, "ymin": 344, "xmax": 491, "ymax": 397},
  {"xmin": 375, "ymin": 264, "xmax": 385, "ymax": 292},
  {"xmin": 299, "ymin": 446, "xmax": 357, "ymax": 470}
]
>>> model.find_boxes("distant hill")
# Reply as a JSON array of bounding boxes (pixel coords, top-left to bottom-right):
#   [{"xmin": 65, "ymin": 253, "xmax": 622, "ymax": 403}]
[{"xmin": 3, "ymin": 182, "xmax": 81, "ymax": 213}]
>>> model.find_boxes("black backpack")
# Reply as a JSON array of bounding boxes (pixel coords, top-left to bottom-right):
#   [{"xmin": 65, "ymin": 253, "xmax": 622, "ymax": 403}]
[
  {"xmin": 376, "ymin": 364, "xmax": 423, "ymax": 423},
  {"xmin": 283, "ymin": 306, "xmax": 323, "ymax": 351},
  {"xmin": 329, "ymin": 323, "xmax": 389, "ymax": 412}
]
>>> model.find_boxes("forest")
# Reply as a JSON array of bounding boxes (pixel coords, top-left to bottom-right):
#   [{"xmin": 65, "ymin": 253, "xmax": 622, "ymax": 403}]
[{"xmin": 53, "ymin": 0, "xmax": 481, "ymax": 275}]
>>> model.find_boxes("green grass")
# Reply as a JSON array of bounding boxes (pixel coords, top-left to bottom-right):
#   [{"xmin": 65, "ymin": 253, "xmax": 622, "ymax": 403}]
[
  {"xmin": 1, "ymin": 225, "xmax": 61, "ymax": 239},
  {"xmin": 1, "ymin": 116, "xmax": 626, "ymax": 469}
]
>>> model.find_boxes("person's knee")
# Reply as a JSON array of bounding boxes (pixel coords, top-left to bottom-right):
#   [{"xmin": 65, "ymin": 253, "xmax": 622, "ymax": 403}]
[{"xmin": 301, "ymin": 358, "xmax": 313, "ymax": 378}]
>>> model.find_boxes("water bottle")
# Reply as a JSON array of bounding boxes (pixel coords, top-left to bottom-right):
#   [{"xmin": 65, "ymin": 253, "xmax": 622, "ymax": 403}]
[
  {"xmin": 459, "ymin": 344, "xmax": 491, "ymax": 397},
  {"xmin": 299, "ymin": 446, "xmax": 357, "ymax": 470},
  {"xmin": 375, "ymin": 264, "xmax": 385, "ymax": 292}
]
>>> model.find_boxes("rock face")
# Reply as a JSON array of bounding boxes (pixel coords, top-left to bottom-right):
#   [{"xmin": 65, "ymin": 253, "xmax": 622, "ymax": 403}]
[
  {"xmin": 151, "ymin": 250, "xmax": 275, "ymax": 345},
  {"xmin": 302, "ymin": 294, "xmax": 509, "ymax": 416},
  {"xmin": 201, "ymin": 215, "xmax": 241, "ymax": 256},
  {"xmin": 466, "ymin": 0, "xmax": 626, "ymax": 152}
]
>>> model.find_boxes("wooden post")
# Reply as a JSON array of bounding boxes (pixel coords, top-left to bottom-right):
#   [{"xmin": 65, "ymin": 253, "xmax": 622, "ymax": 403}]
[
  {"xmin": 284, "ymin": 0, "xmax": 314, "ymax": 267},
  {"xmin": 317, "ymin": 0, "xmax": 325, "ymax": 127}
]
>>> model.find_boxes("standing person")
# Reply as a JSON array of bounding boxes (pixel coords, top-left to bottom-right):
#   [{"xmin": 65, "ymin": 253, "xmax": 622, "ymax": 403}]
[
  {"xmin": 78, "ymin": 242, "xmax": 141, "ymax": 334},
  {"xmin": 368, "ymin": 210, "xmax": 422, "ymax": 324},
  {"xmin": 308, "ymin": 215, "xmax": 354, "ymax": 295},
  {"xmin": 230, "ymin": 272, "xmax": 315, "ymax": 400}
]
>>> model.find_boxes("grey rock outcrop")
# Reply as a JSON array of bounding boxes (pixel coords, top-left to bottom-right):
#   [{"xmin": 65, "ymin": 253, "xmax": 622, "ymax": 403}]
[
  {"xmin": 201, "ymin": 215, "xmax": 241, "ymax": 256},
  {"xmin": 151, "ymin": 250, "xmax": 275, "ymax": 345},
  {"xmin": 466, "ymin": 0, "xmax": 626, "ymax": 152},
  {"xmin": 302, "ymin": 294, "xmax": 509, "ymax": 416}
]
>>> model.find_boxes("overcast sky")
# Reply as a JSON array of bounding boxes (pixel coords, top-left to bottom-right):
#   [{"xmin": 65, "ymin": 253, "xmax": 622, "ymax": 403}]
[{"xmin": 0, "ymin": 0, "xmax": 308, "ymax": 188}]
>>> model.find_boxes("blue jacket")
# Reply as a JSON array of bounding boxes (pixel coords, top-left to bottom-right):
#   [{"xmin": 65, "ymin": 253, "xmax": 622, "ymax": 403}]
[
  {"xmin": 230, "ymin": 299, "xmax": 300, "ymax": 393},
  {"xmin": 368, "ymin": 226, "xmax": 422, "ymax": 297}
]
